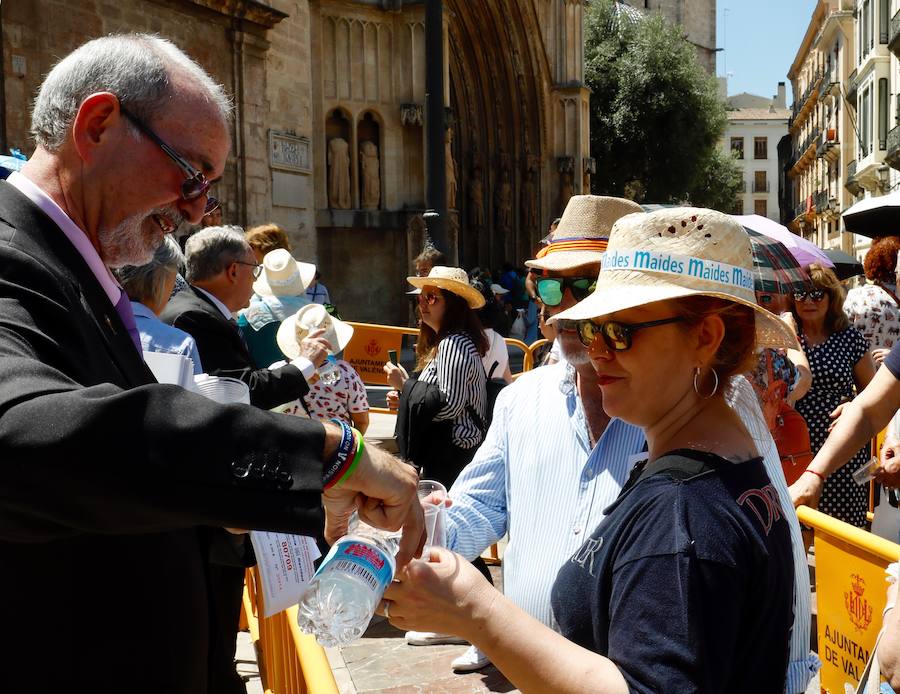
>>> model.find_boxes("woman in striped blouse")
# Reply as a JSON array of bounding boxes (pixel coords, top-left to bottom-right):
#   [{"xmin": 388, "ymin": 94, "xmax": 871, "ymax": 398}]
[{"xmin": 385, "ymin": 266, "xmax": 488, "ymax": 490}]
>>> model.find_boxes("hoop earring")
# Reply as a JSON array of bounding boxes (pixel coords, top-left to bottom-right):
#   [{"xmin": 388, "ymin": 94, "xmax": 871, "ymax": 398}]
[{"xmin": 693, "ymin": 366, "xmax": 718, "ymax": 399}]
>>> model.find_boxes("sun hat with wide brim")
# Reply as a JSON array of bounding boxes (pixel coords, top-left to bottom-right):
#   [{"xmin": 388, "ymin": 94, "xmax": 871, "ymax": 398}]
[
  {"xmin": 253, "ymin": 248, "xmax": 317, "ymax": 298},
  {"xmin": 406, "ymin": 266, "xmax": 486, "ymax": 309},
  {"xmin": 525, "ymin": 195, "xmax": 644, "ymax": 272},
  {"xmin": 277, "ymin": 303, "xmax": 355, "ymax": 359},
  {"xmin": 553, "ymin": 207, "xmax": 800, "ymax": 351}
]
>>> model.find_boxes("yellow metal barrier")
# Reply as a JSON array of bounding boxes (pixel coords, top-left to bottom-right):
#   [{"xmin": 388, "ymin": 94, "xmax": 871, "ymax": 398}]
[
  {"xmin": 242, "ymin": 568, "xmax": 339, "ymax": 694},
  {"xmin": 797, "ymin": 505, "xmax": 900, "ymax": 691}
]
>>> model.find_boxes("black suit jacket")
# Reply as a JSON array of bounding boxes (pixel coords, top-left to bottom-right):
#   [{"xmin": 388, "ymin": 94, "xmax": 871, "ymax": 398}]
[
  {"xmin": 161, "ymin": 286, "xmax": 309, "ymax": 410},
  {"xmin": 0, "ymin": 182, "xmax": 326, "ymax": 693}
]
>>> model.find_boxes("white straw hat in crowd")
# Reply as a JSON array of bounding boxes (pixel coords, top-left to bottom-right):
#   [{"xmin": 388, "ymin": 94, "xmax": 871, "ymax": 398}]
[
  {"xmin": 253, "ymin": 249, "xmax": 317, "ymax": 298},
  {"xmin": 553, "ymin": 207, "xmax": 799, "ymax": 351},
  {"xmin": 277, "ymin": 304, "xmax": 354, "ymax": 358},
  {"xmin": 525, "ymin": 195, "xmax": 644, "ymax": 272},
  {"xmin": 406, "ymin": 266, "xmax": 486, "ymax": 309}
]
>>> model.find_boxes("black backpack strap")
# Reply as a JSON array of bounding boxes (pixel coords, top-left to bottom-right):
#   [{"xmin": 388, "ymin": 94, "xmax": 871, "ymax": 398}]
[{"xmin": 487, "ymin": 360, "xmax": 499, "ymax": 380}]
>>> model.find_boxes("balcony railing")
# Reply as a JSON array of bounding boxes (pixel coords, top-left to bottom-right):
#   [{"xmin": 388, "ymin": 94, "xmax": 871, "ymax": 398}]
[
  {"xmin": 752, "ymin": 181, "xmax": 771, "ymax": 193},
  {"xmin": 847, "ymin": 158, "xmax": 858, "ymax": 180},
  {"xmin": 794, "ymin": 202, "xmax": 808, "ymax": 220},
  {"xmin": 891, "ymin": 9, "xmax": 900, "ymax": 55},
  {"xmin": 814, "ymin": 190, "xmax": 829, "ymax": 211},
  {"xmin": 886, "ymin": 124, "xmax": 900, "ymax": 170}
]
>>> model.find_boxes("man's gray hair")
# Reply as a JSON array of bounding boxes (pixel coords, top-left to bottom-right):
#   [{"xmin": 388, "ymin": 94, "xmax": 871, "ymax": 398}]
[
  {"xmin": 32, "ymin": 33, "xmax": 232, "ymax": 151},
  {"xmin": 116, "ymin": 235, "xmax": 184, "ymax": 307},
  {"xmin": 185, "ymin": 226, "xmax": 250, "ymax": 283}
]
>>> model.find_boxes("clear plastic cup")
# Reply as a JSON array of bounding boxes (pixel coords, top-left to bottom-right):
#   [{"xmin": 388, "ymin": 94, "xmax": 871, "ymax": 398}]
[
  {"xmin": 852, "ymin": 457, "xmax": 881, "ymax": 486},
  {"xmin": 194, "ymin": 375, "xmax": 251, "ymax": 405},
  {"xmin": 417, "ymin": 480, "xmax": 447, "ymax": 550}
]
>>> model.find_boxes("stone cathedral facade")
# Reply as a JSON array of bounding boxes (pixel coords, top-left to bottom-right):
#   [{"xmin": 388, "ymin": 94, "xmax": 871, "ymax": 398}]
[{"xmin": 2, "ymin": 0, "xmax": 592, "ymax": 323}]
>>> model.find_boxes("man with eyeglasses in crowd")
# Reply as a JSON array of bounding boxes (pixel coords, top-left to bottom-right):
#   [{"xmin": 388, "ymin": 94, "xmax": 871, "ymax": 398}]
[
  {"xmin": 433, "ymin": 195, "xmax": 648, "ymax": 673},
  {"xmin": 161, "ymin": 225, "xmax": 330, "ymax": 694},
  {"xmin": 0, "ymin": 34, "xmax": 423, "ymax": 693}
]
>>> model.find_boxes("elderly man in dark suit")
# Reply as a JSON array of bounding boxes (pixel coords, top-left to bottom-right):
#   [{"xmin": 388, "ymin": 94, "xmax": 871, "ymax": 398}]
[
  {"xmin": 162, "ymin": 224, "xmax": 329, "ymax": 694},
  {"xmin": 0, "ymin": 34, "xmax": 422, "ymax": 694}
]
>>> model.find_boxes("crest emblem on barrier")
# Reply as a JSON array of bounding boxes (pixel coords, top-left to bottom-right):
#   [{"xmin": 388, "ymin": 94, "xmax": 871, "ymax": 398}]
[
  {"xmin": 365, "ymin": 340, "xmax": 381, "ymax": 357},
  {"xmin": 844, "ymin": 574, "xmax": 873, "ymax": 632}
]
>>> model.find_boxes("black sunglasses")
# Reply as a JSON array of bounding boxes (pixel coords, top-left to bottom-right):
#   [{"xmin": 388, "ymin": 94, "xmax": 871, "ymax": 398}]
[
  {"xmin": 235, "ymin": 261, "xmax": 263, "ymax": 279},
  {"xmin": 576, "ymin": 316, "xmax": 685, "ymax": 351},
  {"xmin": 793, "ymin": 288, "xmax": 826, "ymax": 303},
  {"xmin": 119, "ymin": 105, "xmax": 219, "ymax": 215},
  {"xmin": 535, "ymin": 277, "xmax": 596, "ymax": 306}
]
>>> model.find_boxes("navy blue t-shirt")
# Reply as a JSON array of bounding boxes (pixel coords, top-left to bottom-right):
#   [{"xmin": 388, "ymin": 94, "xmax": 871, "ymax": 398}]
[
  {"xmin": 884, "ymin": 341, "xmax": 900, "ymax": 380},
  {"xmin": 551, "ymin": 450, "xmax": 794, "ymax": 694}
]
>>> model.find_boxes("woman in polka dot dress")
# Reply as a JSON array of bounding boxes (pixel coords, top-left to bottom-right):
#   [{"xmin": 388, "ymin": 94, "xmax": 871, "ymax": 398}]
[{"xmin": 792, "ymin": 264, "xmax": 876, "ymax": 527}]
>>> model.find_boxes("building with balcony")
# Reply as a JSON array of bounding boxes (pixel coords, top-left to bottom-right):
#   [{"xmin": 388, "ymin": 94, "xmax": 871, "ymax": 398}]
[
  {"xmin": 722, "ymin": 84, "xmax": 789, "ymax": 221},
  {"xmin": 786, "ymin": 0, "xmax": 868, "ymax": 256},
  {"xmin": 885, "ymin": 0, "xmax": 900, "ymax": 192}
]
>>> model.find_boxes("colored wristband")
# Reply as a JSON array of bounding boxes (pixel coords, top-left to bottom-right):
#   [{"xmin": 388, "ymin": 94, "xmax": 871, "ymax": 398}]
[
  {"xmin": 804, "ymin": 468, "xmax": 826, "ymax": 482},
  {"xmin": 323, "ymin": 420, "xmax": 354, "ymax": 488},
  {"xmin": 334, "ymin": 429, "xmax": 365, "ymax": 489}
]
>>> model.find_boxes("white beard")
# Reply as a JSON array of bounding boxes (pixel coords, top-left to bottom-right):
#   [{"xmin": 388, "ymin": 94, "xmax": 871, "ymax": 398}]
[{"xmin": 98, "ymin": 208, "xmax": 178, "ymax": 268}]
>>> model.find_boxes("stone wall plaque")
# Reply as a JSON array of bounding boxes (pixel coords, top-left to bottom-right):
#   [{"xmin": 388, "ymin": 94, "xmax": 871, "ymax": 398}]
[{"xmin": 269, "ymin": 130, "xmax": 312, "ymax": 173}]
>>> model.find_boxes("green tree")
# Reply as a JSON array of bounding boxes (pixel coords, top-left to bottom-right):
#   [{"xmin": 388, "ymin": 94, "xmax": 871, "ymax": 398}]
[{"xmin": 584, "ymin": 1, "xmax": 741, "ymax": 210}]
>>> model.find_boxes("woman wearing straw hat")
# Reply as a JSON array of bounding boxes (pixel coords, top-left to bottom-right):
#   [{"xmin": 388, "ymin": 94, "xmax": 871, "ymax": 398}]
[
  {"xmin": 379, "ymin": 209, "xmax": 797, "ymax": 692},
  {"xmin": 385, "ymin": 266, "xmax": 489, "ymax": 491},
  {"xmin": 277, "ymin": 304, "xmax": 370, "ymax": 433},
  {"xmin": 237, "ymin": 248, "xmax": 316, "ymax": 368}
]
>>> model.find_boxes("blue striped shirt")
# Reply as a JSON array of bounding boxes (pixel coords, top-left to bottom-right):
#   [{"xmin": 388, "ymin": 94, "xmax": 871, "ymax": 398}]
[{"xmin": 446, "ymin": 361, "xmax": 645, "ymax": 628}]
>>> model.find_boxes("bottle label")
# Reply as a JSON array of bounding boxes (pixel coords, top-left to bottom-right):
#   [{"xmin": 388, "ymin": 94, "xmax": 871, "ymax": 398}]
[{"xmin": 316, "ymin": 539, "xmax": 394, "ymax": 596}]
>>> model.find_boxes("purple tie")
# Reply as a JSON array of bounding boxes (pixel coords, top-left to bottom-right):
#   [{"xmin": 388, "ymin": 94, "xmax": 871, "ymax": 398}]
[{"xmin": 114, "ymin": 293, "xmax": 143, "ymax": 355}]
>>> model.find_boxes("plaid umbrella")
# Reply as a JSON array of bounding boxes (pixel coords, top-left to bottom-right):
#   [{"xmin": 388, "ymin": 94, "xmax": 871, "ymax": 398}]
[{"xmin": 745, "ymin": 228, "xmax": 811, "ymax": 294}]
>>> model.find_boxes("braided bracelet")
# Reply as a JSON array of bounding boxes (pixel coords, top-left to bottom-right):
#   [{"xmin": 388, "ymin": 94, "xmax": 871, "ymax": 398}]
[{"xmin": 322, "ymin": 419, "xmax": 355, "ymax": 489}]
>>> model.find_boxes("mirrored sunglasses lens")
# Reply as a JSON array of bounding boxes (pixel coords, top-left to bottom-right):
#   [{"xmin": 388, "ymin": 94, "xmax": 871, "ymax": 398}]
[
  {"xmin": 603, "ymin": 322, "xmax": 630, "ymax": 351},
  {"xmin": 204, "ymin": 196, "xmax": 220, "ymax": 215},
  {"xmin": 253, "ymin": 265, "xmax": 263, "ymax": 278},
  {"xmin": 537, "ymin": 279, "xmax": 563, "ymax": 306},
  {"xmin": 571, "ymin": 279, "xmax": 596, "ymax": 300},
  {"xmin": 578, "ymin": 321, "xmax": 596, "ymax": 347}
]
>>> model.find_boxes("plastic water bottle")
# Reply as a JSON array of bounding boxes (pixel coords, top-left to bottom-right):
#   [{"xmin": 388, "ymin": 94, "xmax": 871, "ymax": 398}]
[
  {"xmin": 296, "ymin": 525, "xmax": 398, "ymax": 646},
  {"xmin": 318, "ymin": 355, "xmax": 341, "ymax": 386}
]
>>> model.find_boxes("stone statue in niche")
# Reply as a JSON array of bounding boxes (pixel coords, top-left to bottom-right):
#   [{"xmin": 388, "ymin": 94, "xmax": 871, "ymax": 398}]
[
  {"xmin": 359, "ymin": 140, "xmax": 380, "ymax": 210},
  {"xmin": 559, "ymin": 171, "xmax": 573, "ymax": 214},
  {"xmin": 445, "ymin": 128, "xmax": 458, "ymax": 209},
  {"xmin": 521, "ymin": 169, "xmax": 538, "ymax": 232},
  {"xmin": 468, "ymin": 172, "xmax": 484, "ymax": 228},
  {"xmin": 327, "ymin": 137, "xmax": 351, "ymax": 209},
  {"xmin": 496, "ymin": 170, "xmax": 512, "ymax": 232}
]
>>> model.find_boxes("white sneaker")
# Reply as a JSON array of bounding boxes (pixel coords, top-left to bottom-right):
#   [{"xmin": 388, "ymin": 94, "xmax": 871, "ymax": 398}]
[
  {"xmin": 404, "ymin": 630, "xmax": 468, "ymax": 646},
  {"xmin": 451, "ymin": 644, "xmax": 491, "ymax": 672}
]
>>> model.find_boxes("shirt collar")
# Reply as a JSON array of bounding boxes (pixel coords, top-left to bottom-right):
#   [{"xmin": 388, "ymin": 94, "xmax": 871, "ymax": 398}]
[
  {"xmin": 7, "ymin": 171, "xmax": 122, "ymax": 307},
  {"xmin": 194, "ymin": 286, "xmax": 235, "ymax": 321},
  {"xmin": 130, "ymin": 301, "xmax": 156, "ymax": 319}
]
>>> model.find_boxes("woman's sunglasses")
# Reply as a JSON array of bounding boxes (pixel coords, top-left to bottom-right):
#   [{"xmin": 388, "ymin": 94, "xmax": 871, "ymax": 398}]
[
  {"xmin": 792, "ymin": 289, "xmax": 826, "ymax": 303},
  {"xmin": 420, "ymin": 291, "xmax": 442, "ymax": 306},
  {"xmin": 536, "ymin": 277, "xmax": 596, "ymax": 306},
  {"xmin": 576, "ymin": 316, "xmax": 685, "ymax": 351}
]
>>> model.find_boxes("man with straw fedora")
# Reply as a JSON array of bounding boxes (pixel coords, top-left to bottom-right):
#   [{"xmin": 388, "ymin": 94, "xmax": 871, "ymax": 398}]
[{"xmin": 432, "ymin": 195, "xmax": 649, "ymax": 673}]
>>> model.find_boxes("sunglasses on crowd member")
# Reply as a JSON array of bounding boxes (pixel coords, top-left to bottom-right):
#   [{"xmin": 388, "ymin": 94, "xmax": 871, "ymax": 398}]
[
  {"xmin": 420, "ymin": 291, "xmax": 442, "ymax": 306},
  {"xmin": 576, "ymin": 316, "xmax": 685, "ymax": 351},
  {"xmin": 792, "ymin": 288, "xmax": 826, "ymax": 303},
  {"xmin": 235, "ymin": 261, "xmax": 263, "ymax": 279},
  {"xmin": 536, "ymin": 277, "xmax": 596, "ymax": 306},
  {"xmin": 119, "ymin": 105, "xmax": 219, "ymax": 215}
]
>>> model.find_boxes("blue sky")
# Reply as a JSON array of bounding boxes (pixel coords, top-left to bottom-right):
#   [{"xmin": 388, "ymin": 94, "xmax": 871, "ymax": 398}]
[{"xmin": 716, "ymin": 0, "xmax": 819, "ymax": 104}]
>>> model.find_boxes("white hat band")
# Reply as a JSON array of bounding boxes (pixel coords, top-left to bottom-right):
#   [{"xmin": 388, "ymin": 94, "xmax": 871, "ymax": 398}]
[{"xmin": 602, "ymin": 249, "xmax": 755, "ymax": 293}]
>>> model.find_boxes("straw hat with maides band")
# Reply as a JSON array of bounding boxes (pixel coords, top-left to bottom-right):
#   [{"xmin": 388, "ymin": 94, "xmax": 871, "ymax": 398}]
[
  {"xmin": 553, "ymin": 207, "xmax": 800, "ymax": 351},
  {"xmin": 254, "ymin": 248, "xmax": 317, "ymax": 298},
  {"xmin": 406, "ymin": 266, "xmax": 485, "ymax": 309},
  {"xmin": 277, "ymin": 303, "xmax": 355, "ymax": 359},
  {"xmin": 525, "ymin": 195, "xmax": 644, "ymax": 272}
]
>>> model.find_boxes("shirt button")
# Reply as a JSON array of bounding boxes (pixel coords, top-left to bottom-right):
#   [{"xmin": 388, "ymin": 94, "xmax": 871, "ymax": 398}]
[{"xmin": 573, "ymin": 527, "xmax": 582, "ymax": 535}]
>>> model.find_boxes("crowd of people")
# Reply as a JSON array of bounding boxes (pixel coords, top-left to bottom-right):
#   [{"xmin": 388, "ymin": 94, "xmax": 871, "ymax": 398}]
[{"xmin": 7, "ymin": 32, "xmax": 900, "ymax": 694}]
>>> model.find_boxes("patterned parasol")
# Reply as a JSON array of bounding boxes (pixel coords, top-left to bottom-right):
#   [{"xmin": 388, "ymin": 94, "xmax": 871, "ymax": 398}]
[{"xmin": 745, "ymin": 228, "xmax": 811, "ymax": 294}]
